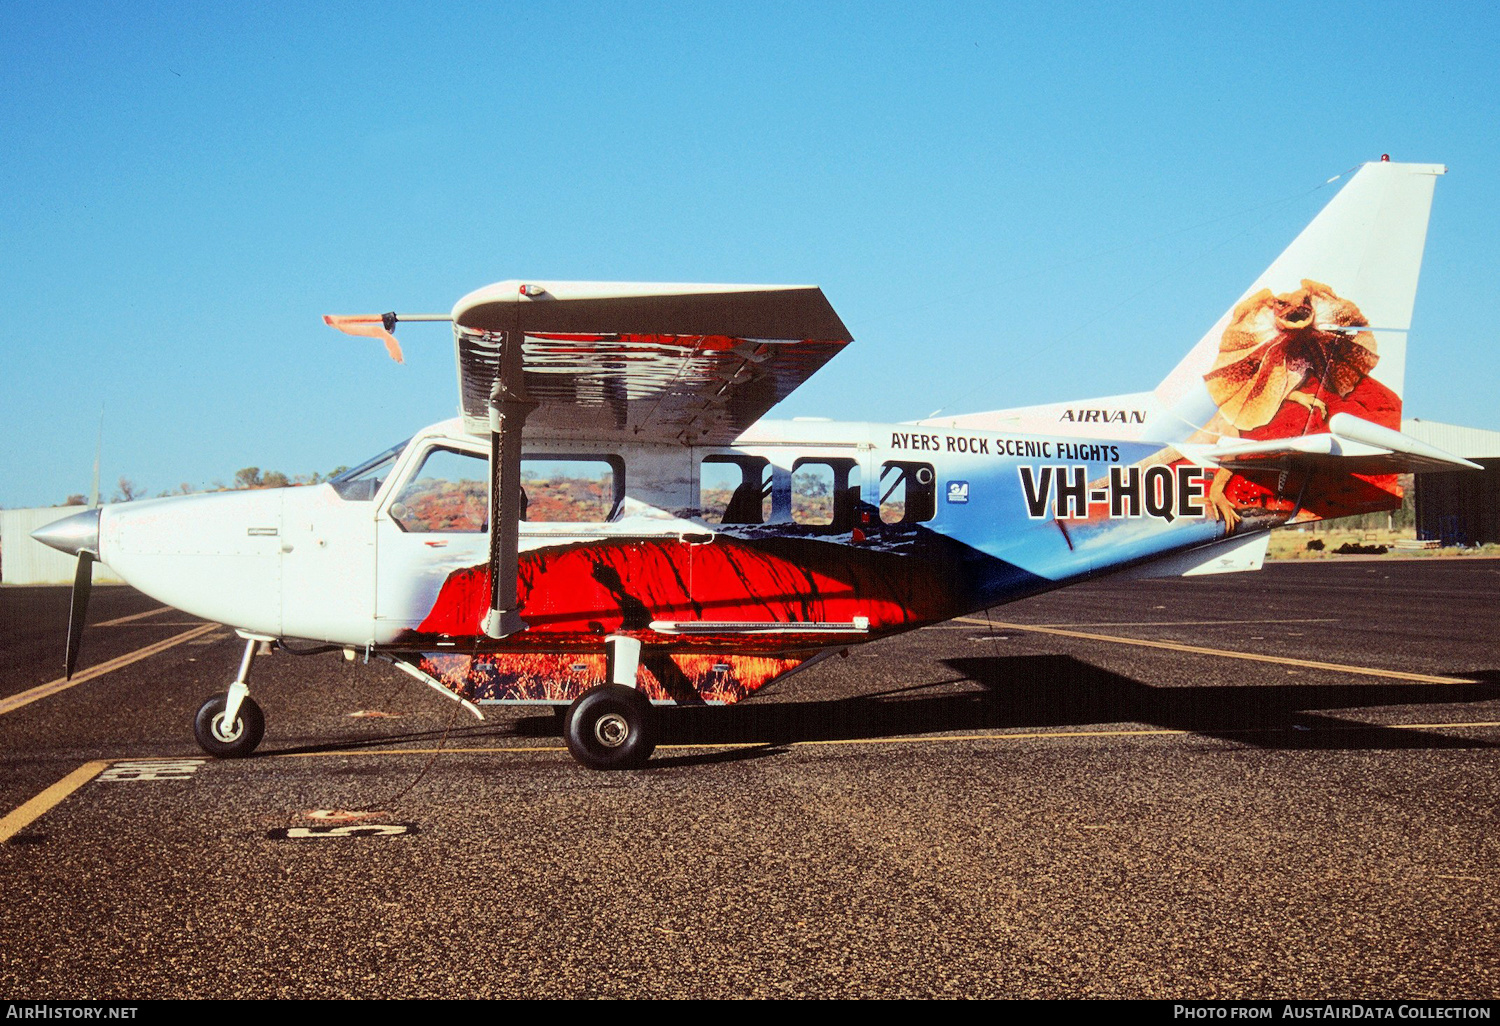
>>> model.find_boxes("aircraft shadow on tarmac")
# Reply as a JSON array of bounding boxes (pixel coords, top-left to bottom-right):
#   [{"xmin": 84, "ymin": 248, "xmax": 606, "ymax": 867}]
[
  {"xmin": 264, "ymin": 655, "xmax": 1499, "ymax": 767},
  {"xmin": 643, "ymin": 655, "xmax": 1500, "ymax": 765}
]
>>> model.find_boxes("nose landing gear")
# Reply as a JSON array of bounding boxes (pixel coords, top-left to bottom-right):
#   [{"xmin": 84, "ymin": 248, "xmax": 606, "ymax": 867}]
[{"xmin": 193, "ymin": 634, "xmax": 270, "ymax": 758}]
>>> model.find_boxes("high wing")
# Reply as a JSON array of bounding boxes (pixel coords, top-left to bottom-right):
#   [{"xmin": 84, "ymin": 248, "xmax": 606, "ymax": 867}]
[{"xmin": 449, "ymin": 280, "xmax": 853, "ymax": 443}]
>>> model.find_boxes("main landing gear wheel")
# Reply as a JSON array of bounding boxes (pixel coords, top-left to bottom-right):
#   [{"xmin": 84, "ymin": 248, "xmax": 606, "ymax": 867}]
[
  {"xmin": 563, "ymin": 684, "xmax": 655, "ymax": 770},
  {"xmin": 193, "ymin": 693, "xmax": 265, "ymax": 758}
]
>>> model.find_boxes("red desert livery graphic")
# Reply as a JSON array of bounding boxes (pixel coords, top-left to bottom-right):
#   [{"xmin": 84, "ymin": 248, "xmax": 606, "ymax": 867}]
[
  {"xmin": 407, "ymin": 533, "xmax": 958, "ymax": 703},
  {"xmin": 418, "ymin": 651, "xmax": 807, "ymax": 704}
]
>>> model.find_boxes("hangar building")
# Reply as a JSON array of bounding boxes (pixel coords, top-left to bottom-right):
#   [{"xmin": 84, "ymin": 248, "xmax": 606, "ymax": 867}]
[{"xmin": 1404, "ymin": 419, "xmax": 1500, "ymax": 547}]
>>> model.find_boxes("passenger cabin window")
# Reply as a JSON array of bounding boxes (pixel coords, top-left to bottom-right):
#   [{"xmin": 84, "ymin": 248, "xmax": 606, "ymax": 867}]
[
  {"xmin": 520, "ymin": 456, "xmax": 622, "ymax": 523},
  {"xmin": 389, "ymin": 448, "xmax": 487, "ymax": 532},
  {"xmin": 879, "ymin": 461, "xmax": 936, "ymax": 524},
  {"xmin": 791, "ymin": 458, "xmax": 861, "ymax": 530},
  {"xmin": 700, "ymin": 455, "xmax": 771, "ymax": 524}
]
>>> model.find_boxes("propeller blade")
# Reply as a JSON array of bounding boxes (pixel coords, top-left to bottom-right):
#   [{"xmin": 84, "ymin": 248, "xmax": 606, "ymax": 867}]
[{"xmin": 65, "ymin": 551, "xmax": 95, "ymax": 679}]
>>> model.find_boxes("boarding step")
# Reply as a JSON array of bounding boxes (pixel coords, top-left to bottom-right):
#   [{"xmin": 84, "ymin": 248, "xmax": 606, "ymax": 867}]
[{"xmin": 650, "ymin": 617, "xmax": 870, "ymax": 635}]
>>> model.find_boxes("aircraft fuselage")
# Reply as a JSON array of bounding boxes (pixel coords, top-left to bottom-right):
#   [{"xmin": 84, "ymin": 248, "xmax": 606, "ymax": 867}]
[{"xmin": 75, "ymin": 411, "xmax": 1372, "ymax": 705}]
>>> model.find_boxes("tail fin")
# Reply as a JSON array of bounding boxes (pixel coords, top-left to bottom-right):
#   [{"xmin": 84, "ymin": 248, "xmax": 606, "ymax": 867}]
[
  {"xmin": 1156, "ymin": 159, "xmax": 1446, "ymax": 441},
  {"xmin": 1154, "ymin": 161, "xmax": 1476, "ymax": 533},
  {"xmin": 922, "ymin": 161, "xmax": 1445, "ymax": 445}
]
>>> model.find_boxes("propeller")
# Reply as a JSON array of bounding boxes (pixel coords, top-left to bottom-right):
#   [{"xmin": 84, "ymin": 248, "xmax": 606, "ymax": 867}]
[
  {"xmin": 31, "ymin": 507, "xmax": 102, "ymax": 679},
  {"xmin": 66, "ymin": 551, "xmax": 95, "ymax": 679}
]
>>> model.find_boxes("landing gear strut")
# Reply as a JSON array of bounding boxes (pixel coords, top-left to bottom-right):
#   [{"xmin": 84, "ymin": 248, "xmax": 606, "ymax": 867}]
[
  {"xmin": 193, "ymin": 635, "xmax": 268, "ymax": 758},
  {"xmin": 562, "ymin": 635, "xmax": 655, "ymax": 770}
]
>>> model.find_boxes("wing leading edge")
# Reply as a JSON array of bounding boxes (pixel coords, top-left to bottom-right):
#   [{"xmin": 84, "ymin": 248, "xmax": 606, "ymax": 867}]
[{"xmin": 450, "ymin": 281, "xmax": 853, "ymax": 444}]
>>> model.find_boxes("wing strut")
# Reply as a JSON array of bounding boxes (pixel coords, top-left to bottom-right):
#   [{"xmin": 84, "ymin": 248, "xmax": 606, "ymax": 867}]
[{"xmin": 481, "ymin": 330, "xmax": 538, "ymax": 639}]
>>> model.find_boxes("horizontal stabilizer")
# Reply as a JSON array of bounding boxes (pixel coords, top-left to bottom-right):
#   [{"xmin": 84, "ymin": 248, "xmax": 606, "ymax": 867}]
[
  {"xmin": 1197, "ymin": 413, "xmax": 1481, "ymax": 474},
  {"xmin": 1118, "ymin": 530, "xmax": 1270, "ymax": 580}
]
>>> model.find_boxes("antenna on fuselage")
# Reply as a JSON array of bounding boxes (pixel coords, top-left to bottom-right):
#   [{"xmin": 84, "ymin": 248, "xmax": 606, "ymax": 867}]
[{"xmin": 89, "ymin": 404, "xmax": 104, "ymax": 509}]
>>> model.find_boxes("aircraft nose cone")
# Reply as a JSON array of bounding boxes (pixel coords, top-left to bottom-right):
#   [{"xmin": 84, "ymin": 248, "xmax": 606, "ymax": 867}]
[{"xmin": 31, "ymin": 508, "xmax": 101, "ymax": 557}]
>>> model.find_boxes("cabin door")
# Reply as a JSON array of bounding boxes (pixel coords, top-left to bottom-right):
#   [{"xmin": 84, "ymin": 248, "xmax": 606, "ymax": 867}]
[{"xmin": 373, "ymin": 444, "xmax": 491, "ymax": 642}]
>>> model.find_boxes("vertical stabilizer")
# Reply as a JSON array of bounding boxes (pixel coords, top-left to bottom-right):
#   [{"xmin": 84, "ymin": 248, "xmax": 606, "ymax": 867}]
[{"xmin": 1156, "ymin": 160, "xmax": 1444, "ymax": 443}]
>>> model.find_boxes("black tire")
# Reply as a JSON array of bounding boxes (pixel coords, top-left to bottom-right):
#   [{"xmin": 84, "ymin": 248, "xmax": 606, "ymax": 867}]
[
  {"xmin": 563, "ymin": 684, "xmax": 655, "ymax": 770},
  {"xmin": 193, "ymin": 693, "xmax": 265, "ymax": 758}
]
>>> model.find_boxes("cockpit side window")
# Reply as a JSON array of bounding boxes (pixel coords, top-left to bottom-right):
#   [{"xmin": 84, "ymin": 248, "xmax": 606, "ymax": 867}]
[
  {"xmin": 389, "ymin": 448, "xmax": 488, "ymax": 532},
  {"xmin": 330, "ymin": 439, "xmax": 410, "ymax": 501}
]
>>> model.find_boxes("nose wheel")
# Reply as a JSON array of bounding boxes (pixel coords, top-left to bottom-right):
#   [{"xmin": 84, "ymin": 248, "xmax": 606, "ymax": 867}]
[
  {"xmin": 193, "ymin": 634, "xmax": 269, "ymax": 758},
  {"xmin": 194, "ymin": 693, "xmax": 265, "ymax": 758},
  {"xmin": 563, "ymin": 684, "xmax": 655, "ymax": 770}
]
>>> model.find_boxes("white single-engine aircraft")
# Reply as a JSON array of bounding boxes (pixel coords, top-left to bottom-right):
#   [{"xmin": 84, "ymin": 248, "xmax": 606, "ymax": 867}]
[{"xmin": 36, "ymin": 159, "xmax": 1479, "ymax": 769}]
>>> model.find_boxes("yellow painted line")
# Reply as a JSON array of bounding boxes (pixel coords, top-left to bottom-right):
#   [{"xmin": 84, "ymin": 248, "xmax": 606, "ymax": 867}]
[
  {"xmin": 926, "ymin": 617, "xmax": 1340, "ymax": 630},
  {"xmin": 267, "ymin": 734, "xmax": 1191, "ymax": 760},
  {"xmin": 111, "ymin": 621, "xmax": 214, "ymax": 628},
  {"xmin": 0, "ymin": 623, "xmax": 221, "ymax": 716},
  {"xmin": 763, "ymin": 728, "xmax": 1191, "ymax": 746},
  {"xmin": 235, "ymin": 717, "xmax": 1500, "ymax": 764},
  {"xmin": 956, "ymin": 616, "xmax": 1476, "ymax": 685},
  {"xmin": 1389, "ymin": 720, "xmax": 1500, "ymax": 731},
  {"xmin": 274, "ymin": 745, "xmax": 570, "ymax": 759},
  {"xmin": 0, "ymin": 761, "xmax": 109, "ymax": 843},
  {"xmin": 1029, "ymin": 617, "xmax": 1340, "ymax": 629},
  {"xmin": 672, "ymin": 720, "xmax": 1500, "ymax": 744},
  {"xmin": 95, "ymin": 606, "xmax": 173, "ymax": 627},
  {"xmin": 108, "ymin": 756, "xmax": 207, "ymax": 763}
]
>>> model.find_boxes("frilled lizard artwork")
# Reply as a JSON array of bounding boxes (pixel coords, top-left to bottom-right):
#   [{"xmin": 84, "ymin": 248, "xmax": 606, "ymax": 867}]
[{"xmin": 1200, "ymin": 280, "xmax": 1380, "ymax": 530}]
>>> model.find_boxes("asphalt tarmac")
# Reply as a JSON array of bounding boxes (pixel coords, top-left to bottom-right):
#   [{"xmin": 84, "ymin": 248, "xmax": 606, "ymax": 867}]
[{"xmin": 1, "ymin": 560, "xmax": 1496, "ymax": 999}]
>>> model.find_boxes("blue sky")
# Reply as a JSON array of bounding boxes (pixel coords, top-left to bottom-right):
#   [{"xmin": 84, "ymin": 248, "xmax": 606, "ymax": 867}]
[{"xmin": 3, "ymin": 2, "xmax": 1498, "ymax": 507}]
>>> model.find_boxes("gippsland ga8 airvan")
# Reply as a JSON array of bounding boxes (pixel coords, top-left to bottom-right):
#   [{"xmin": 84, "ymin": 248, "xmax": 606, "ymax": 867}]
[{"xmin": 35, "ymin": 158, "xmax": 1478, "ymax": 769}]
